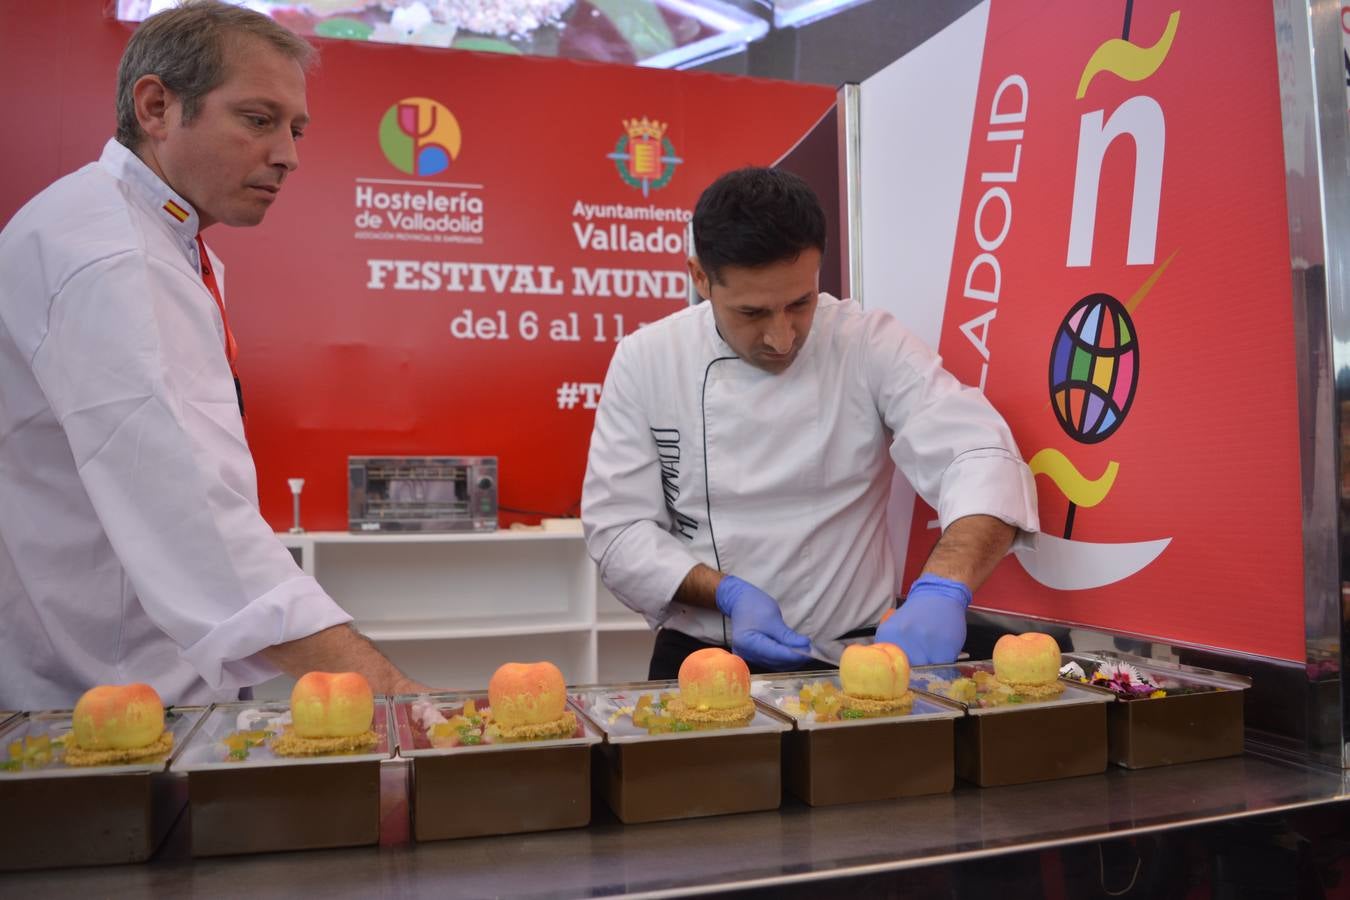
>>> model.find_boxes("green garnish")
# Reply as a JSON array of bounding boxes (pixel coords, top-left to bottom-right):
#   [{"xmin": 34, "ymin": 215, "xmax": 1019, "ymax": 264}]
[
  {"xmin": 0, "ymin": 759, "xmax": 21, "ymax": 771},
  {"xmin": 450, "ymin": 36, "xmax": 522, "ymax": 55},
  {"xmin": 841, "ymin": 708, "xmax": 865, "ymax": 719},
  {"xmin": 460, "ymin": 733, "xmax": 482, "ymax": 745},
  {"xmin": 673, "ymin": 721, "xmax": 693, "ymax": 732},
  {"xmin": 228, "ymin": 748, "xmax": 249, "ymax": 761},
  {"xmin": 314, "ymin": 17, "xmax": 374, "ymax": 41}
]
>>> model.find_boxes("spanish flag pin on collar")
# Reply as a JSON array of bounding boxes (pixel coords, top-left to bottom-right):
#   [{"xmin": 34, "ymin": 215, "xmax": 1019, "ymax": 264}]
[{"xmin": 162, "ymin": 198, "xmax": 190, "ymax": 223}]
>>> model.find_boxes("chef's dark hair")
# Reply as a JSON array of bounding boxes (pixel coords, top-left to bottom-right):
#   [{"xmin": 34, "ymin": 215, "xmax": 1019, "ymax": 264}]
[
  {"xmin": 115, "ymin": 0, "xmax": 315, "ymax": 150},
  {"xmin": 692, "ymin": 167, "xmax": 826, "ymax": 285}
]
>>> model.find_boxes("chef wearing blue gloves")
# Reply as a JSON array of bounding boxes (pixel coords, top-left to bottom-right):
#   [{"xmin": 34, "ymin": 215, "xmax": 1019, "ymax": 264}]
[{"xmin": 581, "ymin": 168, "xmax": 1039, "ymax": 678}]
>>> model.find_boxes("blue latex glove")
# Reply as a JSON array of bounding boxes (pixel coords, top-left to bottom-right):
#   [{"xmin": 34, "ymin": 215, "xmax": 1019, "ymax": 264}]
[
  {"xmin": 875, "ymin": 573, "xmax": 972, "ymax": 665},
  {"xmin": 715, "ymin": 576, "xmax": 813, "ymax": 670}
]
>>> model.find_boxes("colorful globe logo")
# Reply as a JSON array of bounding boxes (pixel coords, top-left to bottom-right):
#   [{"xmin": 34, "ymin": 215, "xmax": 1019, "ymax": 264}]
[
  {"xmin": 1049, "ymin": 293, "xmax": 1139, "ymax": 444},
  {"xmin": 378, "ymin": 98, "xmax": 462, "ymax": 177}
]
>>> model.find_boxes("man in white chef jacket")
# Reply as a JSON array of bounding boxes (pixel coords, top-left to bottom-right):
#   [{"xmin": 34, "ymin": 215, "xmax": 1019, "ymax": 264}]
[
  {"xmin": 0, "ymin": 2, "xmax": 425, "ymax": 710},
  {"xmin": 582, "ymin": 168, "xmax": 1039, "ymax": 678}
]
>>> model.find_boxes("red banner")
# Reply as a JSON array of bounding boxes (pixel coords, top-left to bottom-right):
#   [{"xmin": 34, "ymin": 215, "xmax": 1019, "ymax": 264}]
[
  {"xmin": 900, "ymin": 2, "xmax": 1304, "ymax": 661},
  {"xmin": 0, "ymin": 3, "xmax": 835, "ymax": 531}
]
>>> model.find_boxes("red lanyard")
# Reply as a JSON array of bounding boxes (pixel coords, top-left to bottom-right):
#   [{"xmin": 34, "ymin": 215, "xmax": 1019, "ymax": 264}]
[
  {"xmin": 195, "ymin": 235, "xmax": 245, "ymax": 418},
  {"xmin": 195, "ymin": 235, "xmax": 238, "ymax": 374}
]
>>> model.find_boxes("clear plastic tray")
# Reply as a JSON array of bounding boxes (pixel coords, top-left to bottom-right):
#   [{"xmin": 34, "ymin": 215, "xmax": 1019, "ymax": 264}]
[
  {"xmin": 0, "ymin": 707, "xmax": 205, "ymax": 779},
  {"xmin": 1061, "ymin": 652, "xmax": 1252, "ymax": 700},
  {"xmin": 911, "ymin": 661, "xmax": 1115, "ymax": 716},
  {"xmin": 571, "ymin": 680, "xmax": 790, "ymax": 744},
  {"xmin": 170, "ymin": 700, "xmax": 391, "ymax": 772},
  {"xmin": 392, "ymin": 691, "xmax": 600, "ymax": 757},
  {"xmin": 751, "ymin": 672, "xmax": 964, "ymax": 731}
]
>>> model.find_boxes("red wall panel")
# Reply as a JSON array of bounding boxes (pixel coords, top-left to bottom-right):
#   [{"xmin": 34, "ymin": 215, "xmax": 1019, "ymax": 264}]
[{"xmin": 0, "ymin": 2, "xmax": 835, "ymax": 531}]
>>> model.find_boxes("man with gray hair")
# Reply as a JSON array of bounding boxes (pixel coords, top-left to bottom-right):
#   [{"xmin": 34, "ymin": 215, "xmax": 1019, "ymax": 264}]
[{"xmin": 0, "ymin": 1, "xmax": 426, "ymax": 709}]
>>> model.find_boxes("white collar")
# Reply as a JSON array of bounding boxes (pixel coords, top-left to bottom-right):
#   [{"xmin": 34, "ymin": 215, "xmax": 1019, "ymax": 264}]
[
  {"xmin": 98, "ymin": 138, "xmax": 201, "ymax": 245},
  {"xmin": 699, "ymin": 300, "xmax": 737, "ymax": 358}
]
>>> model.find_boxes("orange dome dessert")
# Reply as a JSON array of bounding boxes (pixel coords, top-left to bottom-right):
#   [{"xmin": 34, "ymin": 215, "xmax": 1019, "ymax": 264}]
[
  {"xmin": 272, "ymin": 672, "xmax": 379, "ymax": 757},
  {"xmin": 668, "ymin": 648, "xmax": 755, "ymax": 728},
  {"xmin": 66, "ymin": 683, "xmax": 173, "ymax": 766},
  {"xmin": 992, "ymin": 633, "xmax": 1065, "ymax": 700},
  {"xmin": 839, "ymin": 643, "xmax": 914, "ymax": 716},
  {"xmin": 486, "ymin": 661, "xmax": 577, "ymax": 742}
]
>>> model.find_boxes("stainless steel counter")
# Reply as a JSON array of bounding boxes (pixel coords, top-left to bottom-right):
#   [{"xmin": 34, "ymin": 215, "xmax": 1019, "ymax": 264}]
[{"xmin": 4, "ymin": 752, "xmax": 1346, "ymax": 898}]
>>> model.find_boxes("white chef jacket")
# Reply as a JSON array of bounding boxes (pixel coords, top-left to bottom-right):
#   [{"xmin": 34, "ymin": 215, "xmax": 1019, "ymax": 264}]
[
  {"xmin": 0, "ymin": 139, "xmax": 352, "ymax": 710},
  {"xmin": 582, "ymin": 295, "xmax": 1039, "ymax": 645}
]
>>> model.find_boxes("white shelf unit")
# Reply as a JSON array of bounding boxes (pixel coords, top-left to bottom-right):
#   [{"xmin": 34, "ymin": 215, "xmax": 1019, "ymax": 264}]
[{"xmin": 256, "ymin": 530, "xmax": 654, "ymax": 698}]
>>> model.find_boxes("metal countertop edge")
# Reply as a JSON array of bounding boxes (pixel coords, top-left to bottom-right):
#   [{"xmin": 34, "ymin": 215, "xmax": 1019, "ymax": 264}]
[{"xmin": 607, "ymin": 777, "xmax": 1350, "ymax": 899}]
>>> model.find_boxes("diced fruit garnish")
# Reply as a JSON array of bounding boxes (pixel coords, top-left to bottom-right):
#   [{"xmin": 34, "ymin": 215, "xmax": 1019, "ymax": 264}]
[{"xmin": 947, "ymin": 678, "xmax": 978, "ymax": 703}]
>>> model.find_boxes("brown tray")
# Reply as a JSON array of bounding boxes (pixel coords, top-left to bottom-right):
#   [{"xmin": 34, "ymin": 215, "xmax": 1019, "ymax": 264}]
[
  {"xmin": 752, "ymin": 672, "xmax": 964, "ymax": 807},
  {"xmin": 0, "ymin": 707, "xmax": 205, "ymax": 871},
  {"xmin": 169, "ymin": 700, "xmax": 392, "ymax": 857},
  {"xmin": 1063, "ymin": 653, "xmax": 1250, "ymax": 769},
  {"xmin": 571, "ymin": 681, "xmax": 790, "ymax": 824},
  {"xmin": 912, "ymin": 663, "xmax": 1113, "ymax": 787},
  {"xmin": 392, "ymin": 692, "xmax": 600, "ymax": 841}
]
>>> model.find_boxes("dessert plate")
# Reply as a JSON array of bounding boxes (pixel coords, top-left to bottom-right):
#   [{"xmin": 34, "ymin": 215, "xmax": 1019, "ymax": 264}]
[
  {"xmin": 0, "ymin": 707, "xmax": 204, "ymax": 779},
  {"xmin": 391, "ymin": 691, "xmax": 599, "ymax": 756},
  {"xmin": 170, "ymin": 700, "xmax": 391, "ymax": 771},
  {"xmin": 912, "ymin": 661, "xmax": 1114, "ymax": 715},
  {"xmin": 751, "ymin": 672, "xmax": 964, "ymax": 730},
  {"xmin": 571, "ymin": 681, "xmax": 789, "ymax": 743}
]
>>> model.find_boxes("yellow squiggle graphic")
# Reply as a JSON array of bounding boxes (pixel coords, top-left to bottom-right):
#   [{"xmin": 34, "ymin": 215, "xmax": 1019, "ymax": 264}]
[
  {"xmin": 1028, "ymin": 448, "xmax": 1120, "ymax": 507},
  {"xmin": 1076, "ymin": 11, "xmax": 1180, "ymax": 100}
]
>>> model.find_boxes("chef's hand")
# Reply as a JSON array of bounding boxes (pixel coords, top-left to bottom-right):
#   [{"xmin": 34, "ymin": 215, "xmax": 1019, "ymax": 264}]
[
  {"xmin": 715, "ymin": 576, "xmax": 813, "ymax": 669},
  {"xmin": 875, "ymin": 573, "xmax": 972, "ymax": 665}
]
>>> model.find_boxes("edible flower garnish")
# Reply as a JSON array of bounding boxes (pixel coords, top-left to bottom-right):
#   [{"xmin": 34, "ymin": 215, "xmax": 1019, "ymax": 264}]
[{"xmin": 1065, "ymin": 658, "xmax": 1167, "ymax": 698}]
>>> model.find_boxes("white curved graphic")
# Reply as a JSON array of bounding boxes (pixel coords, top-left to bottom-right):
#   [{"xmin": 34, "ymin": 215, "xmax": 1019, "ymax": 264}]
[{"xmin": 1015, "ymin": 533, "xmax": 1171, "ymax": 591}]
